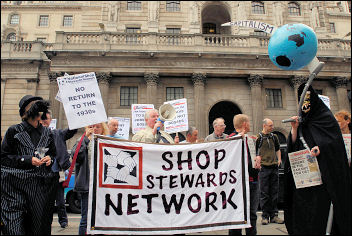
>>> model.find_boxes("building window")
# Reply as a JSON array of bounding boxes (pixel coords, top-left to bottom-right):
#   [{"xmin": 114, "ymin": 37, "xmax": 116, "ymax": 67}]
[
  {"xmin": 127, "ymin": 1, "xmax": 141, "ymax": 10},
  {"xmin": 166, "ymin": 1, "xmax": 180, "ymax": 12},
  {"xmin": 126, "ymin": 27, "xmax": 141, "ymax": 44},
  {"xmin": 6, "ymin": 33, "xmax": 16, "ymax": 41},
  {"xmin": 63, "ymin": 15, "xmax": 73, "ymax": 27},
  {"xmin": 39, "ymin": 15, "xmax": 49, "ymax": 27},
  {"xmin": 10, "ymin": 14, "xmax": 19, "ymax": 24},
  {"xmin": 253, "ymin": 30, "xmax": 268, "ymax": 36},
  {"xmin": 36, "ymin": 37, "xmax": 46, "ymax": 42},
  {"xmin": 203, "ymin": 23, "xmax": 216, "ymax": 34},
  {"xmin": 120, "ymin": 86, "xmax": 138, "ymax": 106},
  {"xmin": 252, "ymin": 1, "xmax": 265, "ymax": 14},
  {"xmin": 329, "ymin": 23, "xmax": 336, "ymax": 33},
  {"xmin": 166, "ymin": 28, "xmax": 180, "ymax": 45},
  {"xmin": 166, "ymin": 87, "xmax": 184, "ymax": 101},
  {"xmin": 266, "ymin": 88, "xmax": 282, "ymax": 108},
  {"xmin": 288, "ymin": 2, "xmax": 300, "ymax": 16}
]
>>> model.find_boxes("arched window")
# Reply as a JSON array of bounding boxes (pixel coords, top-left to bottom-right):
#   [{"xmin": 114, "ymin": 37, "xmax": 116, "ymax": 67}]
[
  {"xmin": 6, "ymin": 33, "xmax": 16, "ymax": 41},
  {"xmin": 10, "ymin": 14, "xmax": 19, "ymax": 24},
  {"xmin": 288, "ymin": 2, "xmax": 301, "ymax": 16},
  {"xmin": 252, "ymin": 1, "xmax": 265, "ymax": 14}
]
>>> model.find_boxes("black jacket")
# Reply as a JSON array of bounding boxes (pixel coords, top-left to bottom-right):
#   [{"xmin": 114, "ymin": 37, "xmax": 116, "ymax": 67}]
[
  {"xmin": 51, "ymin": 128, "xmax": 77, "ymax": 170},
  {"xmin": 72, "ymin": 136, "xmax": 91, "ymax": 193}
]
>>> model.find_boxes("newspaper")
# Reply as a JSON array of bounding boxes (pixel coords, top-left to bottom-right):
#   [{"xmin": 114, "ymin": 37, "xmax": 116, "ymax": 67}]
[
  {"xmin": 342, "ymin": 134, "xmax": 351, "ymax": 165},
  {"xmin": 288, "ymin": 149, "xmax": 322, "ymax": 189}
]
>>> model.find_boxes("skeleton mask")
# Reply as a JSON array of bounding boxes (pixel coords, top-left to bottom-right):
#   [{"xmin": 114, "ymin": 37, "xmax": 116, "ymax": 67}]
[{"xmin": 302, "ymin": 91, "xmax": 311, "ymax": 113}]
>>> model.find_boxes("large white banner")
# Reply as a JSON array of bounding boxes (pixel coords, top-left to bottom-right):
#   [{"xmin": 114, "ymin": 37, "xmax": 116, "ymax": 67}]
[
  {"xmin": 57, "ymin": 72, "xmax": 107, "ymax": 129},
  {"xmin": 87, "ymin": 136, "xmax": 250, "ymax": 235},
  {"xmin": 164, "ymin": 98, "xmax": 189, "ymax": 134}
]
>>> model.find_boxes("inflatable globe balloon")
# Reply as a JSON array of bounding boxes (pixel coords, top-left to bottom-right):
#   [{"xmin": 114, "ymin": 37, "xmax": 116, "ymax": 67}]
[{"xmin": 268, "ymin": 23, "xmax": 318, "ymax": 71}]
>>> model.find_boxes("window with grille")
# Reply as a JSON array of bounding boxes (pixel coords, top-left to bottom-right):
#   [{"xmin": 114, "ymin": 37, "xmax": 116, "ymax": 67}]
[
  {"xmin": 63, "ymin": 15, "xmax": 73, "ymax": 27},
  {"xmin": 329, "ymin": 23, "xmax": 336, "ymax": 33},
  {"xmin": 203, "ymin": 23, "xmax": 216, "ymax": 34},
  {"xmin": 10, "ymin": 14, "xmax": 19, "ymax": 24},
  {"xmin": 252, "ymin": 1, "xmax": 265, "ymax": 14},
  {"xmin": 288, "ymin": 2, "xmax": 300, "ymax": 16},
  {"xmin": 39, "ymin": 15, "xmax": 49, "ymax": 27},
  {"xmin": 266, "ymin": 88, "xmax": 282, "ymax": 108},
  {"xmin": 166, "ymin": 28, "xmax": 181, "ymax": 45},
  {"xmin": 126, "ymin": 27, "xmax": 141, "ymax": 44},
  {"xmin": 6, "ymin": 33, "xmax": 16, "ymax": 41},
  {"xmin": 166, "ymin": 87, "xmax": 184, "ymax": 101},
  {"xmin": 166, "ymin": 1, "xmax": 180, "ymax": 12},
  {"xmin": 120, "ymin": 86, "xmax": 138, "ymax": 106},
  {"xmin": 36, "ymin": 37, "xmax": 46, "ymax": 42},
  {"xmin": 127, "ymin": 1, "xmax": 141, "ymax": 10}
]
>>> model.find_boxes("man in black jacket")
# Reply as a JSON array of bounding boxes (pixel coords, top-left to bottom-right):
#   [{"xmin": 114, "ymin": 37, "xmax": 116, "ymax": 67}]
[
  {"xmin": 41, "ymin": 111, "xmax": 78, "ymax": 229},
  {"xmin": 1, "ymin": 95, "xmax": 57, "ymax": 235}
]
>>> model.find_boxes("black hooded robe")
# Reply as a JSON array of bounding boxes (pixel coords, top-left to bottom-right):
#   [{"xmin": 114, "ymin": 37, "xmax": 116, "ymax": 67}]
[{"xmin": 283, "ymin": 84, "xmax": 351, "ymax": 235}]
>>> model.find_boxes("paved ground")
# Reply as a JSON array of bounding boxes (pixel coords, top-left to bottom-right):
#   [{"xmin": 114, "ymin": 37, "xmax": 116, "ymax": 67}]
[{"xmin": 52, "ymin": 211, "xmax": 288, "ymax": 235}]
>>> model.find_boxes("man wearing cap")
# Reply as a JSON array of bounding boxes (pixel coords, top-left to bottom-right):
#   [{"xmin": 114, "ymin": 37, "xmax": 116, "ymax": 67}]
[{"xmin": 1, "ymin": 95, "xmax": 58, "ymax": 235}]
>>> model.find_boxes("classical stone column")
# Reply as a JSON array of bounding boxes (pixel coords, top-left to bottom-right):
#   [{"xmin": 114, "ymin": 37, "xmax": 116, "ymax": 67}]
[
  {"xmin": 26, "ymin": 78, "xmax": 40, "ymax": 96},
  {"xmin": 192, "ymin": 73, "xmax": 206, "ymax": 139},
  {"xmin": 48, "ymin": 72, "xmax": 62, "ymax": 123},
  {"xmin": 1, "ymin": 78, "xmax": 6, "ymax": 114},
  {"xmin": 248, "ymin": 74, "xmax": 263, "ymax": 135},
  {"xmin": 332, "ymin": 77, "xmax": 350, "ymax": 111},
  {"xmin": 96, "ymin": 72, "xmax": 112, "ymax": 113},
  {"xmin": 290, "ymin": 75, "xmax": 308, "ymax": 110},
  {"xmin": 144, "ymin": 73, "xmax": 159, "ymax": 106}
]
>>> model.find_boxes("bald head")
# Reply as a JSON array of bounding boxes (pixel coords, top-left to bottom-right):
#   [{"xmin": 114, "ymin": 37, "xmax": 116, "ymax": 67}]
[
  {"xmin": 262, "ymin": 118, "xmax": 274, "ymax": 133},
  {"xmin": 108, "ymin": 118, "xmax": 119, "ymax": 136}
]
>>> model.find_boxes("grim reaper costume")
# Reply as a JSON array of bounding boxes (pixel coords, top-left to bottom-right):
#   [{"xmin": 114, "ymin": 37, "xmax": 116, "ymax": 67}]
[
  {"xmin": 1, "ymin": 95, "xmax": 57, "ymax": 235},
  {"xmin": 283, "ymin": 84, "xmax": 351, "ymax": 235}
]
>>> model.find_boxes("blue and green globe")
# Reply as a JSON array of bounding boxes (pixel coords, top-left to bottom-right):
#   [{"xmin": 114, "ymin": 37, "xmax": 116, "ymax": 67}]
[{"xmin": 268, "ymin": 23, "xmax": 318, "ymax": 70}]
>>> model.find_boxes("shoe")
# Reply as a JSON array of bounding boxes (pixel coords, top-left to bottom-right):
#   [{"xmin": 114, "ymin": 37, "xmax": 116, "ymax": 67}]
[
  {"xmin": 261, "ymin": 218, "xmax": 269, "ymax": 225},
  {"xmin": 60, "ymin": 222, "xmax": 68, "ymax": 228},
  {"xmin": 270, "ymin": 216, "xmax": 284, "ymax": 224}
]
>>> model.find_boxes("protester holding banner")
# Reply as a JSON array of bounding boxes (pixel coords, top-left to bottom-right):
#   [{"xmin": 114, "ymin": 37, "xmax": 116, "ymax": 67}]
[
  {"xmin": 40, "ymin": 110, "xmax": 78, "ymax": 229},
  {"xmin": 107, "ymin": 118, "xmax": 123, "ymax": 139},
  {"xmin": 284, "ymin": 85, "xmax": 351, "ymax": 235},
  {"xmin": 1, "ymin": 95, "xmax": 57, "ymax": 235},
  {"xmin": 132, "ymin": 108, "xmax": 178, "ymax": 144},
  {"xmin": 72, "ymin": 122, "xmax": 108, "ymax": 235},
  {"xmin": 204, "ymin": 117, "xmax": 228, "ymax": 141},
  {"xmin": 227, "ymin": 114, "xmax": 261, "ymax": 235}
]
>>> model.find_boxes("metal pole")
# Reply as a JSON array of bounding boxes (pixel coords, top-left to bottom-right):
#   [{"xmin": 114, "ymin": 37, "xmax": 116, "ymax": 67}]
[{"xmin": 326, "ymin": 203, "xmax": 334, "ymax": 235}]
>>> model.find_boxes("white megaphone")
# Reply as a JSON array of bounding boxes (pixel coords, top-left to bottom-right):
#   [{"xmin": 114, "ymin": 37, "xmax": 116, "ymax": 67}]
[{"xmin": 157, "ymin": 103, "xmax": 176, "ymax": 131}]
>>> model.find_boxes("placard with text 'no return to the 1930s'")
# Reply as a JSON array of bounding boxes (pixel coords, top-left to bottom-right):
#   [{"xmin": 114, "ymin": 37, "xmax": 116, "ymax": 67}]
[{"xmin": 57, "ymin": 72, "xmax": 107, "ymax": 130}]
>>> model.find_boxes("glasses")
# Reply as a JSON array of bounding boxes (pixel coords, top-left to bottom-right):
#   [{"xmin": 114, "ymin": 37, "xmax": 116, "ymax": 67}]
[{"xmin": 217, "ymin": 124, "xmax": 226, "ymax": 127}]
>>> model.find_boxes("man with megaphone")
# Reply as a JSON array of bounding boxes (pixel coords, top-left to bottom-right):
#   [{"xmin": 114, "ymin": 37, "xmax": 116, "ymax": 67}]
[{"xmin": 132, "ymin": 105, "xmax": 179, "ymax": 144}]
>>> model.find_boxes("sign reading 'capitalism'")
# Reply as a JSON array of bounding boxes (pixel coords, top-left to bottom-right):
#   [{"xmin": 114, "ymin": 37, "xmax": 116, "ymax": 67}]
[
  {"xmin": 87, "ymin": 136, "xmax": 250, "ymax": 235},
  {"xmin": 221, "ymin": 20, "xmax": 277, "ymax": 35}
]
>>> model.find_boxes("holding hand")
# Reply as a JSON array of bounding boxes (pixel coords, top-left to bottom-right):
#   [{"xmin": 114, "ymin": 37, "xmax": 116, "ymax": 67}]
[
  {"xmin": 310, "ymin": 146, "xmax": 320, "ymax": 157},
  {"xmin": 254, "ymin": 155, "xmax": 261, "ymax": 169},
  {"xmin": 290, "ymin": 116, "xmax": 299, "ymax": 129}
]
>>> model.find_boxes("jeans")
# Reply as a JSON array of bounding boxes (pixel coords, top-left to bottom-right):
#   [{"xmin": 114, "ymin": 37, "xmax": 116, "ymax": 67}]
[
  {"xmin": 56, "ymin": 182, "xmax": 68, "ymax": 226},
  {"xmin": 78, "ymin": 192, "xmax": 88, "ymax": 235},
  {"xmin": 229, "ymin": 181, "xmax": 260, "ymax": 235},
  {"xmin": 259, "ymin": 166, "xmax": 279, "ymax": 220}
]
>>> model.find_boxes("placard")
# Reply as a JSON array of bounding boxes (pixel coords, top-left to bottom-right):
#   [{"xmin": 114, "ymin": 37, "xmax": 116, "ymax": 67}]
[
  {"xmin": 288, "ymin": 149, "xmax": 322, "ymax": 189},
  {"xmin": 164, "ymin": 98, "xmax": 189, "ymax": 134},
  {"xmin": 57, "ymin": 72, "xmax": 107, "ymax": 130},
  {"xmin": 131, "ymin": 104, "xmax": 154, "ymax": 134},
  {"xmin": 318, "ymin": 94, "xmax": 330, "ymax": 109},
  {"xmin": 110, "ymin": 117, "xmax": 130, "ymax": 140},
  {"xmin": 342, "ymin": 134, "xmax": 351, "ymax": 165},
  {"xmin": 48, "ymin": 118, "xmax": 57, "ymax": 130}
]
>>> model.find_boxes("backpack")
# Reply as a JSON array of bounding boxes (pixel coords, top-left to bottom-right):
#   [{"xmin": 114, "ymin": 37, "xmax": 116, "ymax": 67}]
[{"xmin": 256, "ymin": 132, "xmax": 279, "ymax": 156}]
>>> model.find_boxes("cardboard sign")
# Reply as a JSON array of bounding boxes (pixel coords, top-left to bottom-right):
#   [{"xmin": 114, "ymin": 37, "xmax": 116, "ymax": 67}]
[
  {"xmin": 87, "ymin": 136, "xmax": 250, "ymax": 235},
  {"xmin": 110, "ymin": 117, "xmax": 130, "ymax": 140},
  {"xmin": 164, "ymin": 98, "xmax": 189, "ymax": 134},
  {"xmin": 131, "ymin": 104, "xmax": 154, "ymax": 134},
  {"xmin": 57, "ymin": 72, "xmax": 107, "ymax": 130}
]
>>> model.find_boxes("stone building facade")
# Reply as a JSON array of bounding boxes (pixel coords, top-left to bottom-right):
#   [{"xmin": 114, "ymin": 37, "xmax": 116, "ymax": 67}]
[{"xmin": 1, "ymin": 1, "xmax": 351, "ymax": 149}]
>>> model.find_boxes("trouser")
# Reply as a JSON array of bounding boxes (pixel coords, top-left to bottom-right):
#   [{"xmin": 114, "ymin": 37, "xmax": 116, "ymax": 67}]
[
  {"xmin": 259, "ymin": 165, "xmax": 279, "ymax": 220},
  {"xmin": 229, "ymin": 181, "xmax": 260, "ymax": 235},
  {"xmin": 1, "ymin": 167, "xmax": 58, "ymax": 235},
  {"xmin": 79, "ymin": 192, "xmax": 89, "ymax": 235},
  {"xmin": 56, "ymin": 182, "xmax": 68, "ymax": 226}
]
